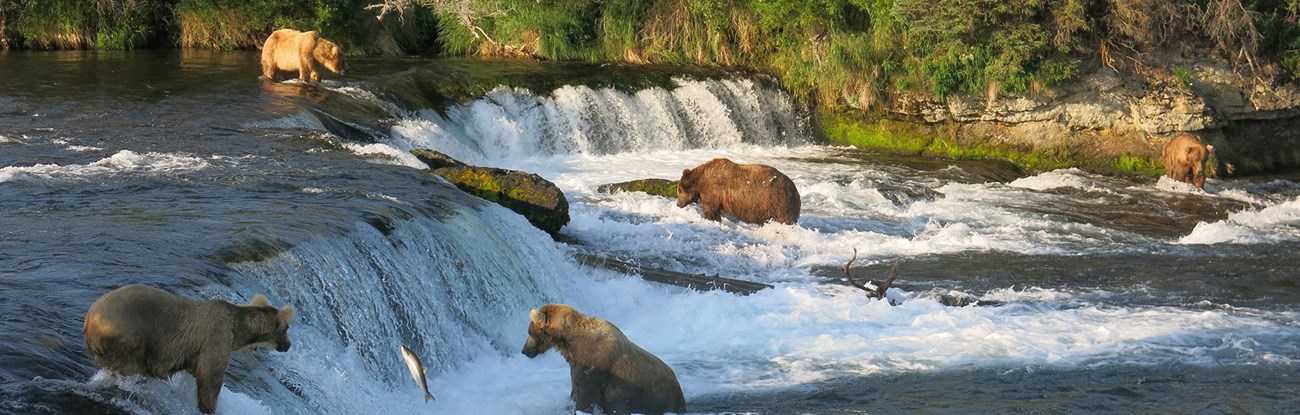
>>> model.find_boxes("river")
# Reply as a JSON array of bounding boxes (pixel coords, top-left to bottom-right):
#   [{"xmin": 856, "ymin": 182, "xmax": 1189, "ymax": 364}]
[{"xmin": 1, "ymin": 50, "xmax": 1298, "ymax": 414}]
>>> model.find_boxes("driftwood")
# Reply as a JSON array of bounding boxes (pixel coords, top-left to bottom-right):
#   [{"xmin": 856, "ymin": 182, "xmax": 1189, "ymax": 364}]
[
  {"xmin": 844, "ymin": 248, "xmax": 898, "ymax": 305},
  {"xmin": 573, "ymin": 253, "xmax": 772, "ymax": 295}
]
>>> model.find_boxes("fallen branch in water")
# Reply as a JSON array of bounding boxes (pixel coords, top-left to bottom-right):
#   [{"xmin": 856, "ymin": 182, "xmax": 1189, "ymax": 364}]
[
  {"xmin": 844, "ymin": 247, "xmax": 898, "ymax": 305},
  {"xmin": 573, "ymin": 253, "xmax": 772, "ymax": 295}
]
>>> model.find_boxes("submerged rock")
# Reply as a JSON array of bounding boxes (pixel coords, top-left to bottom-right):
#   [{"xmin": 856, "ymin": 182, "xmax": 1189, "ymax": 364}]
[
  {"xmin": 412, "ymin": 149, "xmax": 569, "ymax": 236},
  {"xmin": 595, "ymin": 178, "xmax": 678, "ymax": 198}
]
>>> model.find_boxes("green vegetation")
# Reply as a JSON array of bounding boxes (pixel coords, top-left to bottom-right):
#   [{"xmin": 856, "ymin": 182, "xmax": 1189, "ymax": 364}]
[
  {"xmin": 0, "ymin": 0, "xmax": 436, "ymax": 53},
  {"xmin": 411, "ymin": 0, "xmax": 1300, "ymax": 104},
  {"xmin": 12, "ymin": 0, "xmax": 1298, "ymax": 97},
  {"xmin": 1111, "ymin": 153, "xmax": 1163, "ymax": 176},
  {"xmin": 1172, "ymin": 66, "xmax": 1194, "ymax": 90}
]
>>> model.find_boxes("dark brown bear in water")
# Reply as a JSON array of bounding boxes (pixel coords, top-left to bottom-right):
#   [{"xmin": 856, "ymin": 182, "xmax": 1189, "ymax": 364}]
[
  {"xmin": 677, "ymin": 158, "xmax": 800, "ymax": 225},
  {"xmin": 83, "ymin": 285, "xmax": 296, "ymax": 414},
  {"xmin": 522, "ymin": 304, "xmax": 687, "ymax": 415},
  {"xmin": 1162, "ymin": 132, "xmax": 1214, "ymax": 189}
]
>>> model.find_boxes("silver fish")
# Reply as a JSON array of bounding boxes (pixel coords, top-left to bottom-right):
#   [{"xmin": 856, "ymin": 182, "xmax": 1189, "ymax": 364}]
[{"xmin": 400, "ymin": 345, "xmax": 435, "ymax": 402}]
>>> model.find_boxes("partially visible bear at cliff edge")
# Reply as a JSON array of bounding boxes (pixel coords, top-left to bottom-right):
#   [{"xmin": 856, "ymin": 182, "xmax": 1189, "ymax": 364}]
[
  {"xmin": 522, "ymin": 304, "xmax": 687, "ymax": 415},
  {"xmin": 83, "ymin": 284, "xmax": 296, "ymax": 414},
  {"xmin": 677, "ymin": 157, "xmax": 800, "ymax": 225},
  {"xmin": 1163, "ymin": 132, "xmax": 1214, "ymax": 189},
  {"xmin": 260, "ymin": 29, "xmax": 347, "ymax": 84}
]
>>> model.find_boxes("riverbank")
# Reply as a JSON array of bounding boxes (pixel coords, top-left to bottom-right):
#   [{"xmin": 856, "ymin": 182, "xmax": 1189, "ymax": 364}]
[{"xmin": 6, "ymin": 0, "xmax": 1300, "ymax": 177}]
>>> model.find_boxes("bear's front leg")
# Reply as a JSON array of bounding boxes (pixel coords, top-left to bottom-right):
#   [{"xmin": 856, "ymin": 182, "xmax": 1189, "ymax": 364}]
[
  {"xmin": 193, "ymin": 352, "xmax": 230, "ymax": 414},
  {"xmin": 701, "ymin": 200, "xmax": 724, "ymax": 222},
  {"xmin": 570, "ymin": 364, "xmax": 606, "ymax": 414}
]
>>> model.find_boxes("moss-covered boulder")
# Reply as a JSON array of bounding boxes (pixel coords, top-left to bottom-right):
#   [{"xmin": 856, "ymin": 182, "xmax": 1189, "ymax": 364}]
[
  {"xmin": 412, "ymin": 149, "xmax": 569, "ymax": 236},
  {"xmin": 596, "ymin": 178, "xmax": 678, "ymax": 198}
]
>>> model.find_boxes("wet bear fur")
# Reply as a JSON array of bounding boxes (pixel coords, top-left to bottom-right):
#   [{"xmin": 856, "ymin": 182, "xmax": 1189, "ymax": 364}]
[
  {"xmin": 677, "ymin": 158, "xmax": 800, "ymax": 225},
  {"xmin": 522, "ymin": 304, "xmax": 687, "ymax": 415},
  {"xmin": 260, "ymin": 28, "xmax": 347, "ymax": 84},
  {"xmin": 83, "ymin": 284, "xmax": 296, "ymax": 414},
  {"xmin": 1163, "ymin": 132, "xmax": 1215, "ymax": 189}
]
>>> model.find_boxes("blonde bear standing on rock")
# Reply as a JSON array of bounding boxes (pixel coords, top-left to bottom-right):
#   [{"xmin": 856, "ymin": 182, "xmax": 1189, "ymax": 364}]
[
  {"xmin": 83, "ymin": 284, "xmax": 296, "ymax": 414},
  {"xmin": 261, "ymin": 29, "xmax": 347, "ymax": 84},
  {"xmin": 523, "ymin": 304, "xmax": 687, "ymax": 415}
]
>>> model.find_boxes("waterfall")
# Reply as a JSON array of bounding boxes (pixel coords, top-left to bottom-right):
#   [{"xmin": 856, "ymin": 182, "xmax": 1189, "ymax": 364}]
[
  {"xmin": 224, "ymin": 202, "xmax": 580, "ymax": 414},
  {"xmin": 354, "ymin": 77, "xmax": 813, "ymax": 167}
]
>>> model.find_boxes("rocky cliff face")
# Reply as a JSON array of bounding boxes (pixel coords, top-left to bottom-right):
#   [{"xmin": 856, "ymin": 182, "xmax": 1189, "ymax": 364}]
[{"xmin": 873, "ymin": 56, "xmax": 1300, "ymax": 176}]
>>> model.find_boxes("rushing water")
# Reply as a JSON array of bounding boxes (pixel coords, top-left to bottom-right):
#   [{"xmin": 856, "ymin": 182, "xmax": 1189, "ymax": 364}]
[{"xmin": 1, "ymin": 50, "xmax": 1298, "ymax": 414}]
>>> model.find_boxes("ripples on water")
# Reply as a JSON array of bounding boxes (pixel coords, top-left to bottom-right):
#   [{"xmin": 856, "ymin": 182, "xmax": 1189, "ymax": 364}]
[{"xmin": 1, "ymin": 51, "xmax": 1298, "ymax": 414}]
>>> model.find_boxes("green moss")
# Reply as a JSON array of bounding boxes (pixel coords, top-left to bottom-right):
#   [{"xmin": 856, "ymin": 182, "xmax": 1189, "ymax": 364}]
[
  {"xmin": 596, "ymin": 179, "xmax": 678, "ymax": 198},
  {"xmin": 453, "ymin": 168, "xmax": 503, "ymax": 201},
  {"xmin": 821, "ymin": 110, "xmax": 1073, "ymax": 173}
]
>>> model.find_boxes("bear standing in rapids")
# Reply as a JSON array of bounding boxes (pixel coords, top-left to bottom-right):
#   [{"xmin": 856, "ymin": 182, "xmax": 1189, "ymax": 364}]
[
  {"xmin": 523, "ymin": 304, "xmax": 687, "ymax": 415},
  {"xmin": 260, "ymin": 28, "xmax": 347, "ymax": 84},
  {"xmin": 677, "ymin": 157, "xmax": 801, "ymax": 225},
  {"xmin": 83, "ymin": 284, "xmax": 296, "ymax": 414},
  {"xmin": 1162, "ymin": 132, "xmax": 1214, "ymax": 189}
]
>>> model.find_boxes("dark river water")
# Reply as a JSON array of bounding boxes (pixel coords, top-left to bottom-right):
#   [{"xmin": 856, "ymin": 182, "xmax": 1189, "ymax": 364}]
[{"xmin": 1, "ymin": 50, "xmax": 1298, "ymax": 414}]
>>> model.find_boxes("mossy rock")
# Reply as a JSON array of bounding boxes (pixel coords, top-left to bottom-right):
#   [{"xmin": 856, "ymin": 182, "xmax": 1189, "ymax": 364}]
[
  {"xmin": 596, "ymin": 179, "xmax": 678, "ymax": 198},
  {"xmin": 414, "ymin": 149, "xmax": 569, "ymax": 235}
]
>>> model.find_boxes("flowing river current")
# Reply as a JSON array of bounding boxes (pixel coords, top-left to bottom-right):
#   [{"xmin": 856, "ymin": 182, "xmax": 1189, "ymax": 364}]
[{"xmin": 1, "ymin": 51, "xmax": 1298, "ymax": 414}]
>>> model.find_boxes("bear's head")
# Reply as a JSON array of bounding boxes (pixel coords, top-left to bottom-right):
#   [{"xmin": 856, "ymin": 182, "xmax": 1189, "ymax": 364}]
[
  {"xmin": 522, "ymin": 304, "xmax": 574, "ymax": 358},
  {"xmin": 242, "ymin": 294, "xmax": 297, "ymax": 352},
  {"xmin": 314, "ymin": 40, "xmax": 348, "ymax": 76},
  {"xmin": 676, "ymin": 168, "xmax": 701, "ymax": 208},
  {"xmin": 1191, "ymin": 144, "xmax": 1215, "ymax": 188}
]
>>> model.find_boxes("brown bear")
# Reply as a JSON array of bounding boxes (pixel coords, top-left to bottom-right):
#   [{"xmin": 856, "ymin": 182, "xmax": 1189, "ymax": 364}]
[
  {"xmin": 677, "ymin": 158, "xmax": 800, "ymax": 225},
  {"xmin": 83, "ymin": 284, "xmax": 296, "ymax": 414},
  {"xmin": 1163, "ymin": 132, "xmax": 1215, "ymax": 189},
  {"xmin": 260, "ymin": 28, "xmax": 347, "ymax": 84},
  {"xmin": 522, "ymin": 304, "xmax": 686, "ymax": 415}
]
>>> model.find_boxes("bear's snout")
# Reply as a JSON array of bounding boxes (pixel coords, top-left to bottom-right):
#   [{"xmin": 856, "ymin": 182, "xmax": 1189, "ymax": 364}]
[
  {"xmin": 522, "ymin": 336, "xmax": 546, "ymax": 358},
  {"xmin": 276, "ymin": 339, "xmax": 291, "ymax": 352}
]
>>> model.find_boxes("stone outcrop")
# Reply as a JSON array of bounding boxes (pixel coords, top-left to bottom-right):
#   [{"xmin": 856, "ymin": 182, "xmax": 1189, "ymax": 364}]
[
  {"xmin": 866, "ymin": 56, "xmax": 1300, "ymax": 176},
  {"xmin": 411, "ymin": 149, "xmax": 569, "ymax": 236}
]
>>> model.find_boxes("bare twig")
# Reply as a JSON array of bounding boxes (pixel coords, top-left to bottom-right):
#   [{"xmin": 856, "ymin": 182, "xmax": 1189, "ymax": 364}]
[{"xmin": 844, "ymin": 248, "xmax": 898, "ymax": 302}]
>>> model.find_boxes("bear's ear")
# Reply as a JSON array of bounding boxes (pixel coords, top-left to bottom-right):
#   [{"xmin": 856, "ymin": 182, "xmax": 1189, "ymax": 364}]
[
  {"xmin": 251, "ymin": 294, "xmax": 270, "ymax": 307},
  {"xmin": 529, "ymin": 308, "xmax": 546, "ymax": 324},
  {"xmin": 278, "ymin": 306, "xmax": 297, "ymax": 323},
  {"xmin": 682, "ymin": 168, "xmax": 691, "ymax": 176}
]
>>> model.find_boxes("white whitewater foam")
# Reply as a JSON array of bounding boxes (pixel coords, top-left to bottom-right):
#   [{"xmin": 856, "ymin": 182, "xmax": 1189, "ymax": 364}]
[
  {"xmin": 88, "ymin": 370, "xmax": 273, "ymax": 415},
  {"xmin": 1009, "ymin": 168, "xmax": 1115, "ymax": 194},
  {"xmin": 0, "ymin": 150, "xmax": 211, "ymax": 183},
  {"xmin": 1180, "ymin": 197, "xmax": 1300, "ymax": 244},
  {"xmin": 67, "ymin": 145, "xmax": 104, "ymax": 152}
]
